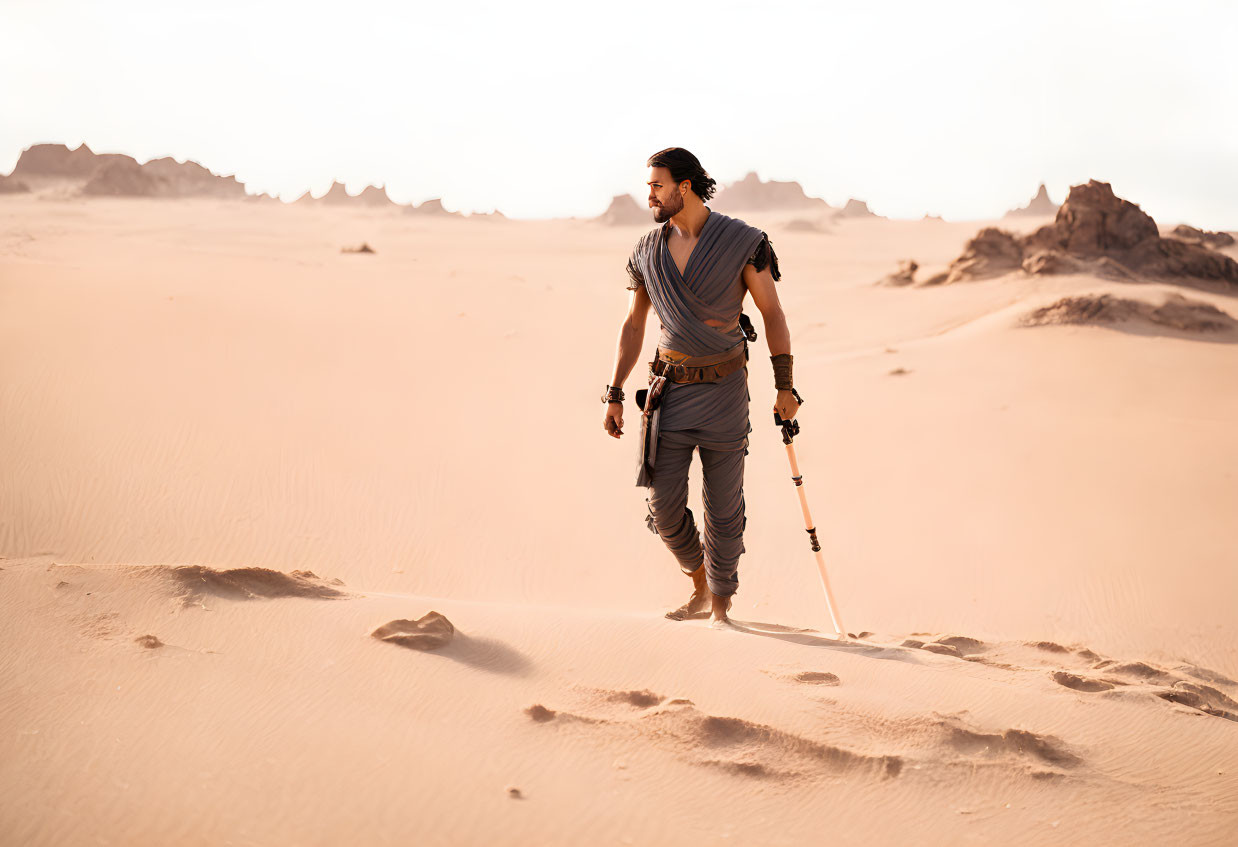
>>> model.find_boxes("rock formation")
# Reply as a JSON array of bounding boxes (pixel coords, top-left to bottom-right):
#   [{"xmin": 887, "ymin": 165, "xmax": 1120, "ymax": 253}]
[
  {"xmin": 834, "ymin": 198, "xmax": 882, "ymax": 219},
  {"xmin": 404, "ymin": 198, "xmax": 460, "ymax": 217},
  {"xmin": 81, "ymin": 158, "xmax": 168, "ymax": 197},
  {"xmin": 878, "ymin": 260, "xmax": 919, "ymax": 287},
  {"xmin": 921, "ymin": 180, "xmax": 1238, "ymax": 287},
  {"xmin": 0, "ymin": 174, "xmax": 31, "ymax": 194},
  {"xmin": 356, "ymin": 185, "xmax": 395, "ymax": 207},
  {"xmin": 11, "ymin": 143, "xmax": 245, "ymax": 198},
  {"xmin": 595, "ymin": 193, "xmax": 650, "ymax": 225},
  {"xmin": 140, "ymin": 157, "xmax": 246, "ymax": 197},
  {"xmin": 1004, "ymin": 183, "xmax": 1058, "ymax": 218},
  {"xmin": 712, "ymin": 172, "xmax": 831, "ymax": 213},
  {"xmin": 11, "ymin": 143, "xmax": 129, "ymax": 179},
  {"xmin": 1168, "ymin": 224, "xmax": 1235, "ymax": 250}
]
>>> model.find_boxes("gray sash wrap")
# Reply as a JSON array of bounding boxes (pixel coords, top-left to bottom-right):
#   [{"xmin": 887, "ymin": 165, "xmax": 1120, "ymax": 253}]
[{"xmin": 629, "ymin": 211, "xmax": 766, "ymax": 487}]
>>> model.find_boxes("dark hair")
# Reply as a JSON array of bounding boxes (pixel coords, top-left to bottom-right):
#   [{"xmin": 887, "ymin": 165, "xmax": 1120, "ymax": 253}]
[{"xmin": 646, "ymin": 147, "xmax": 717, "ymax": 202}]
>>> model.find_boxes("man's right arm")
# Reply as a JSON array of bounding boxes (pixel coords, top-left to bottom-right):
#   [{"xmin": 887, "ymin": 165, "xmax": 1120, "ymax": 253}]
[{"xmin": 603, "ymin": 286, "xmax": 652, "ymax": 438}]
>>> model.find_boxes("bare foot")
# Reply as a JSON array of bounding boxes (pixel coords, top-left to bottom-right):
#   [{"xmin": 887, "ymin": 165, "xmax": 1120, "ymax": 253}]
[
  {"xmin": 665, "ymin": 567, "xmax": 710, "ymax": 621},
  {"xmin": 709, "ymin": 593, "xmax": 733, "ymax": 625}
]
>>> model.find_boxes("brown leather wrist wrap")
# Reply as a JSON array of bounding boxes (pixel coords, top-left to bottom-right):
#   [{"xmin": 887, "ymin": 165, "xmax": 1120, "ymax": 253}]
[{"xmin": 771, "ymin": 353, "xmax": 794, "ymax": 391}]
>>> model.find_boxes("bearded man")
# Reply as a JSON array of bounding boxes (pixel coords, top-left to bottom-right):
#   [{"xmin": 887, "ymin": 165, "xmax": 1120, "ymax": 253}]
[{"xmin": 602, "ymin": 147, "xmax": 802, "ymax": 625}]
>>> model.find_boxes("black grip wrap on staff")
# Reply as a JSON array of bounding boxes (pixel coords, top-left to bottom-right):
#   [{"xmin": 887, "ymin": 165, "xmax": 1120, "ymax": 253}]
[{"xmin": 806, "ymin": 527, "xmax": 821, "ymax": 553}]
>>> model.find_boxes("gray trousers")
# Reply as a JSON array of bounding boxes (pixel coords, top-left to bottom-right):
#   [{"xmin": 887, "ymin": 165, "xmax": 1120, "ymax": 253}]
[{"xmin": 644, "ymin": 430, "xmax": 748, "ymax": 597}]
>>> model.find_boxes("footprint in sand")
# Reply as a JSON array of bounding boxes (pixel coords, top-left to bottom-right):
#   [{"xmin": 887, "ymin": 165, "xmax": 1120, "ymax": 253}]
[
  {"xmin": 1051, "ymin": 671, "xmax": 1115, "ymax": 693},
  {"xmin": 1154, "ymin": 683, "xmax": 1238, "ymax": 722}
]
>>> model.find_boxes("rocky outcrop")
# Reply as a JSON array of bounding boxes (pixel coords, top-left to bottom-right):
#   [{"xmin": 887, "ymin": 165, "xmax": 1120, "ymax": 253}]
[
  {"xmin": 81, "ymin": 158, "xmax": 168, "ymax": 196},
  {"xmin": 922, "ymin": 180, "xmax": 1238, "ymax": 287},
  {"xmin": 319, "ymin": 181, "xmax": 353, "ymax": 205},
  {"xmin": 11, "ymin": 143, "xmax": 129, "ymax": 178},
  {"xmin": 11, "ymin": 143, "xmax": 245, "ymax": 198},
  {"xmin": 404, "ymin": 198, "xmax": 460, "ymax": 217},
  {"xmin": 712, "ymin": 172, "xmax": 830, "ymax": 212},
  {"xmin": 877, "ymin": 260, "xmax": 919, "ymax": 287},
  {"xmin": 922, "ymin": 228, "xmax": 1022, "ymax": 285},
  {"xmin": 834, "ymin": 198, "xmax": 883, "ymax": 219},
  {"xmin": 595, "ymin": 193, "xmax": 650, "ymax": 225},
  {"xmin": 1004, "ymin": 183, "xmax": 1058, "ymax": 218},
  {"xmin": 141, "ymin": 157, "xmax": 246, "ymax": 197},
  {"xmin": 356, "ymin": 185, "xmax": 395, "ymax": 207},
  {"xmin": 1167, "ymin": 224, "xmax": 1235, "ymax": 250},
  {"xmin": 0, "ymin": 174, "xmax": 31, "ymax": 194}
]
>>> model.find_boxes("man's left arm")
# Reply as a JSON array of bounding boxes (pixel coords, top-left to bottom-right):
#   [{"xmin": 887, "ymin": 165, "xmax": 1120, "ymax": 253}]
[{"xmin": 742, "ymin": 261, "xmax": 800, "ymax": 421}]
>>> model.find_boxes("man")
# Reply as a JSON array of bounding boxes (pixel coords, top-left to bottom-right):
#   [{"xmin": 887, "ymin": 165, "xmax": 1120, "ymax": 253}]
[{"xmin": 602, "ymin": 147, "xmax": 802, "ymax": 626}]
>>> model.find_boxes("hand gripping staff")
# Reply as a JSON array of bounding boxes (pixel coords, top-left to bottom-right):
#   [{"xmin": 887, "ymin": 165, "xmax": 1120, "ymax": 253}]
[{"xmin": 774, "ymin": 402, "xmax": 847, "ymax": 639}]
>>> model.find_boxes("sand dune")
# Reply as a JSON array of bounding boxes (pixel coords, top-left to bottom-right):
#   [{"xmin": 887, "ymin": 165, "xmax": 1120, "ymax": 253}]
[{"xmin": 1, "ymin": 194, "xmax": 1236, "ymax": 845}]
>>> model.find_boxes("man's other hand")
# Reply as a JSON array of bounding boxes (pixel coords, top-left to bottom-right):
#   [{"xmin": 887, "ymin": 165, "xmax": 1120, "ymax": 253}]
[
  {"xmin": 774, "ymin": 389, "xmax": 800, "ymax": 421},
  {"xmin": 603, "ymin": 402, "xmax": 624, "ymax": 438}
]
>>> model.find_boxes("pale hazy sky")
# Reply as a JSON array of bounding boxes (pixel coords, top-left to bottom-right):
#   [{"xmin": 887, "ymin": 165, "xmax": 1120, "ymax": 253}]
[{"xmin": 3, "ymin": 0, "xmax": 1235, "ymax": 227}]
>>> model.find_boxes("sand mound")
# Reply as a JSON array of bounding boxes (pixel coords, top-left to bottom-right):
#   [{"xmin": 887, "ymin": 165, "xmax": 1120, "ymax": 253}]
[
  {"xmin": 1168, "ymin": 224, "xmax": 1235, "ymax": 250},
  {"xmin": 937, "ymin": 716, "xmax": 1081, "ymax": 767},
  {"xmin": 0, "ymin": 174, "xmax": 31, "ymax": 194},
  {"xmin": 161, "ymin": 564, "xmax": 348, "ymax": 603},
  {"xmin": 1003, "ymin": 183, "xmax": 1058, "ymax": 218},
  {"xmin": 921, "ymin": 180, "xmax": 1238, "ymax": 286},
  {"xmin": 341, "ymin": 242, "xmax": 376, "ymax": 254},
  {"xmin": 81, "ymin": 158, "xmax": 169, "ymax": 197},
  {"xmin": 784, "ymin": 217, "xmax": 829, "ymax": 232},
  {"xmin": 528, "ymin": 692, "xmax": 902, "ymax": 782},
  {"xmin": 594, "ymin": 193, "xmax": 649, "ymax": 225},
  {"xmin": 1020, "ymin": 293, "xmax": 1238, "ymax": 334},
  {"xmin": 712, "ymin": 172, "xmax": 831, "ymax": 213},
  {"xmin": 371, "ymin": 611, "xmax": 455, "ymax": 651}
]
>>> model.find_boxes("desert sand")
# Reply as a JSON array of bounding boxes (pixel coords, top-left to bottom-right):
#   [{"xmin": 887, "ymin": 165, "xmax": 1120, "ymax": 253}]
[{"xmin": 2, "ymin": 180, "xmax": 1236, "ymax": 845}]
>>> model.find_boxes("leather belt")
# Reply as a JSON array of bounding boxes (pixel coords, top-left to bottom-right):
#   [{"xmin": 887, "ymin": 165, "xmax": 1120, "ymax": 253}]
[{"xmin": 651, "ymin": 342, "xmax": 748, "ymax": 385}]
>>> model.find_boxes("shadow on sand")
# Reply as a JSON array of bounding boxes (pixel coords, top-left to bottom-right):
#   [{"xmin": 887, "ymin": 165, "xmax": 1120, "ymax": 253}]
[{"xmin": 720, "ymin": 619, "xmax": 929, "ymax": 665}]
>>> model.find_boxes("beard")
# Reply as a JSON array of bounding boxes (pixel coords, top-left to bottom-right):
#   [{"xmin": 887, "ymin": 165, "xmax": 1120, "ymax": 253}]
[{"xmin": 651, "ymin": 192, "xmax": 684, "ymax": 223}]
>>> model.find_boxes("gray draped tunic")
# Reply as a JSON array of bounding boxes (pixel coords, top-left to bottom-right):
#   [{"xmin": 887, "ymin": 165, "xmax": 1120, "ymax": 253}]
[{"xmin": 626, "ymin": 210, "xmax": 780, "ymax": 485}]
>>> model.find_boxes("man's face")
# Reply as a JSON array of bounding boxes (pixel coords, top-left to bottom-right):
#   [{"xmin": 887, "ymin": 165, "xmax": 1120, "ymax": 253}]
[{"xmin": 647, "ymin": 167, "xmax": 687, "ymax": 223}]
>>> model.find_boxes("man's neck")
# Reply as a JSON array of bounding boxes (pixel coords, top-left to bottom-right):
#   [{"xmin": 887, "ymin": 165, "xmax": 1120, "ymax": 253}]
[{"xmin": 668, "ymin": 201, "xmax": 711, "ymax": 239}]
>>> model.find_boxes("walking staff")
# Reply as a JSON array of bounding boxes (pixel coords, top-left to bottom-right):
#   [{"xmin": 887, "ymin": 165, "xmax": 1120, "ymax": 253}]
[{"xmin": 774, "ymin": 400, "xmax": 847, "ymax": 639}]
